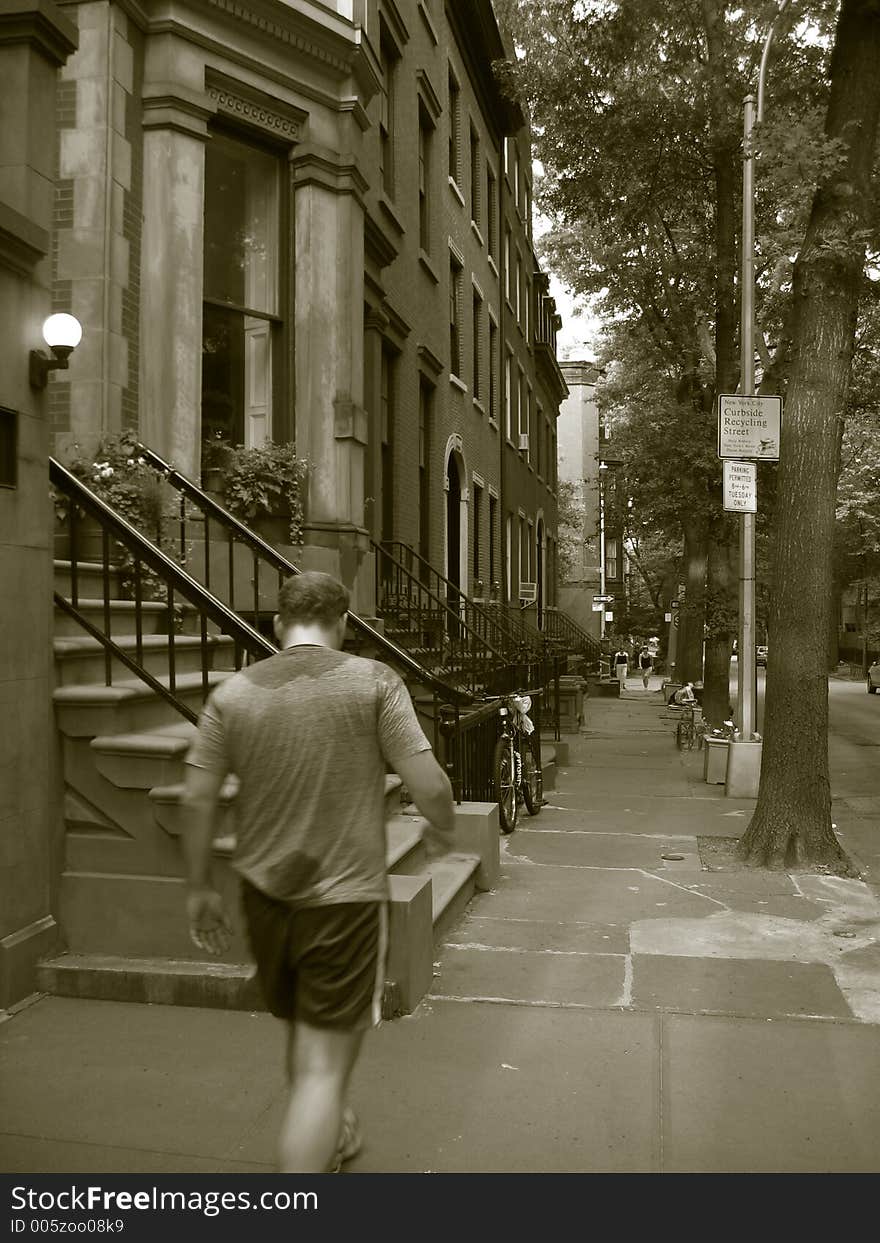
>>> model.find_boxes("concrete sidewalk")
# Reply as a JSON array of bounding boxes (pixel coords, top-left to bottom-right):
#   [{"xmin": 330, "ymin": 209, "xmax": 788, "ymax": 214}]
[{"xmin": 2, "ymin": 685, "xmax": 880, "ymax": 1173}]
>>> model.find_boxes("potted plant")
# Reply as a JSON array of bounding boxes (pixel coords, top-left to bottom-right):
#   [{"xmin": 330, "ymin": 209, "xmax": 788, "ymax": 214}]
[{"xmin": 215, "ymin": 441, "xmax": 309, "ymax": 547}]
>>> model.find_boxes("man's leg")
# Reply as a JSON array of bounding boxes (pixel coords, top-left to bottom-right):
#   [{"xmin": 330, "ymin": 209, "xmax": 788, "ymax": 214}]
[{"xmin": 280, "ymin": 1020, "xmax": 364, "ymax": 1173}]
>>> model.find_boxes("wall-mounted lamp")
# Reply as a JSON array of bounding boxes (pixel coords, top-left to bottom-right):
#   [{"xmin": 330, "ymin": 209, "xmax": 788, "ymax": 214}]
[{"xmin": 29, "ymin": 313, "xmax": 83, "ymax": 390}]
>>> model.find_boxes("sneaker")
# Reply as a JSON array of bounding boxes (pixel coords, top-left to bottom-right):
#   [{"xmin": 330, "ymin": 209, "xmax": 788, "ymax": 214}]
[{"xmin": 331, "ymin": 1107, "xmax": 362, "ymax": 1172}]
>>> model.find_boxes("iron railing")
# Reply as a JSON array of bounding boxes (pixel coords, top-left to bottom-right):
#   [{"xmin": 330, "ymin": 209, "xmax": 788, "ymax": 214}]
[
  {"xmin": 51, "ymin": 458, "xmax": 275, "ymax": 723},
  {"xmin": 373, "ymin": 541, "xmax": 510, "ymax": 698},
  {"xmin": 131, "ymin": 443, "xmax": 473, "ymax": 709},
  {"xmin": 384, "ymin": 541, "xmax": 541, "ymax": 663}
]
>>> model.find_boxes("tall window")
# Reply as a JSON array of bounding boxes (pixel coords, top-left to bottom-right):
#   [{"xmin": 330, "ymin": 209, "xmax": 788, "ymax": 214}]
[
  {"xmin": 472, "ymin": 290, "xmax": 482, "ymax": 401},
  {"xmin": 449, "ymin": 256, "xmax": 462, "ymax": 377},
  {"xmin": 504, "ymin": 229, "xmax": 512, "ymax": 303},
  {"xmin": 536, "ymin": 405, "xmax": 543, "ymax": 475},
  {"xmin": 512, "ymin": 143, "xmax": 520, "ymax": 208},
  {"xmin": 380, "ymin": 348, "xmax": 395, "ymax": 541},
  {"xmin": 518, "ymin": 373, "xmax": 527, "ymax": 442},
  {"xmin": 606, "ymin": 537, "xmax": 619, "ymax": 581},
  {"xmin": 488, "ymin": 494, "xmax": 497, "ymax": 590},
  {"xmin": 472, "ymin": 481, "xmax": 482, "ymax": 583},
  {"xmin": 488, "ymin": 318, "xmax": 498, "ymax": 422},
  {"xmin": 551, "ymin": 427, "xmax": 557, "ymax": 487},
  {"xmin": 528, "ymin": 520, "xmax": 535, "ymax": 581},
  {"xmin": 418, "ymin": 380, "xmax": 431, "ymax": 564},
  {"xmin": 378, "ymin": 26, "xmax": 397, "ymax": 198},
  {"xmin": 505, "ymin": 513, "xmax": 513, "ymax": 601},
  {"xmin": 202, "ymin": 132, "xmax": 281, "ymax": 453},
  {"xmin": 486, "ymin": 164, "xmax": 497, "ymax": 257},
  {"xmin": 505, "ymin": 351, "xmax": 513, "ymax": 438},
  {"xmin": 418, "ymin": 103, "xmax": 432, "ymax": 252},
  {"xmin": 448, "ymin": 69, "xmax": 461, "ymax": 184},
  {"xmin": 469, "ymin": 124, "xmax": 480, "ymax": 228},
  {"xmin": 519, "ymin": 516, "xmax": 528, "ymax": 581},
  {"xmin": 525, "ymin": 277, "xmax": 531, "ymax": 342},
  {"xmin": 515, "ymin": 251, "xmax": 522, "ymax": 323}
]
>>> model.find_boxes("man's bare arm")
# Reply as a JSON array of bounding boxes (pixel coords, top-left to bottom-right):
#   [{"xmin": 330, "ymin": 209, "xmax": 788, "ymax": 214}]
[
  {"xmin": 181, "ymin": 765, "xmax": 231, "ymax": 955},
  {"xmin": 393, "ymin": 750, "xmax": 456, "ymax": 857}
]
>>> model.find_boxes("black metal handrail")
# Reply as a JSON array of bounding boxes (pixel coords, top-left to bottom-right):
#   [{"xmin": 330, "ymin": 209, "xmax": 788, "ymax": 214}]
[
  {"xmin": 51, "ymin": 459, "xmax": 275, "ymax": 723},
  {"xmin": 131, "ymin": 443, "xmax": 472, "ymax": 706},
  {"xmin": 373, "ymin": 540, "xmax": 509, "ymax": 697},
  {"xmin": 438, "ymin": 686, "xmax": 549, "ymax": 805},
  {"xmin": 382, "ymin": 541, "xmax": 541, "ymax": 661},
  {"xmin": 542, "ymin": 605, "xmax": 603, "ymax": 663}
]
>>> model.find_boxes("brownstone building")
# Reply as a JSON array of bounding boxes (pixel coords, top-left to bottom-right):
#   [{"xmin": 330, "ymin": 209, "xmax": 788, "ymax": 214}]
[{"xmin": 44, "ymin": 0, "xmax": 566, "ymax": 616}]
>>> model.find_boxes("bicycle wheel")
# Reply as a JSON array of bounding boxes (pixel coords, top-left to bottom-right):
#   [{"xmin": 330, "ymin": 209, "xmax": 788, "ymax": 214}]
[
  {"xmin": 521, "ymin": 737, "xmax": 543, "ymax": 816},
  {"xmin": 493, "ymin": 736, "xmax": 518, "ymax": 833},
  {"xmin": 675, "ymin": 721, "xmax": 687, "ymax": 750}
]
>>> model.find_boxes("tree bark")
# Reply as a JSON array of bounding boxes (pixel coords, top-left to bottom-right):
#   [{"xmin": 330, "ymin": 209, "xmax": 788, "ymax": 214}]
[
  {"xmin": 676, "ymin": 523, "xmax": 709, "ymax": 682},
  {"xmin": 703, "ymin": 535, "xmax": 738, "ymax": 727},
  {"xmin": 739, "ymin": 0, "xmax": 880, "ymax": 871}
]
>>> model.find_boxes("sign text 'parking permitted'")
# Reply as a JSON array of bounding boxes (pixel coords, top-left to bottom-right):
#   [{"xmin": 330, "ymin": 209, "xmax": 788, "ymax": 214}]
[{"xmin": 717, "ymin": 393, "xmax": 782, "ymax": 460}]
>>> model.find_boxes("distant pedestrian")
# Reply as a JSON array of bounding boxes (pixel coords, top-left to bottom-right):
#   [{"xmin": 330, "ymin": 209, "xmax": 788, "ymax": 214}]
[
  {"xmin": 181, "ymin": 571, "xmax": 456, "ymax": 1174},
  {"xmin": 638, "ymin": 645, "xmax": 653, "ymax": 689},
  {"xmin": 613, "ymin": 645, "xmax": 629, "ymax": 687}
]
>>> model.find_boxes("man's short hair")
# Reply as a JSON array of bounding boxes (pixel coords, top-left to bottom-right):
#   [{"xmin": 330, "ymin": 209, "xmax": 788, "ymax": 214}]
[{"xmin": 277, "ymin": 572, "xmax": 350, "ymax": 628}]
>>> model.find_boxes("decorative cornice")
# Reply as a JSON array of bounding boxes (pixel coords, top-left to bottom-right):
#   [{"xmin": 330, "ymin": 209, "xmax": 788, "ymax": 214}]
[
  {"xmin": 291, "ymin": 144, "xmax": 369, "ymax": 202},
  {"xmin": 364, "ymin": 305, "xmax": 390, "ymax": 334},
  {"xmin": 417, "ymin": 343, "xmax": 444, "ymax": 378},
  {"xmin": 416, "ymin": 68, "xmax": 441, "ymax": 121},
  {"xmin": 142, "ymin": 82, "xmax": 216, "ymax": 138},
  {"xmin": 379, "ymin": 0, "xmax": 408, "ymax": 49},
  {"xmin": 203, "ymin": 0, "xmax": 355, "ymax": 77},
  {"xmin": 339, "ymin": 96, "xmax": 371, "ymax": 133},
  {"xmin": 0, "ymin": 199, "xmax": 48, "ymax": 275},
  {"xmin": 384, "ymin": 300, "xmax": 410, "ymax": 344},
  {"xmin": 0, "ymin": 0, "xmax": 77, "ymax": 67},
  {"xmin": 206, "ymin": 69, "xmax": 306, "ymax": 141},
  {"xmin": 364, "ymin": 211, "xmax": 398, "ymax": 270}
]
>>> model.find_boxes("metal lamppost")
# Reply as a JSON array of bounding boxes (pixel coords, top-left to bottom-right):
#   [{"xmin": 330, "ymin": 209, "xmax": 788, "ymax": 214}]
[
  {"xmin": 738, "ymin": 0, "xmax": 793, "ymax": 739},
  {"xmin": 598, "ymin": 462, "xmax": 608, "ymax": 640}
]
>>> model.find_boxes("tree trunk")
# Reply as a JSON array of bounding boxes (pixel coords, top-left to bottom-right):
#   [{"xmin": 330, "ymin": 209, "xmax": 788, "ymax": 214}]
[
  {"xmin": 676, "ymin": 523, "xmax": 708, "ymax": 682},
  {"xmin": 739, "ymin": 0, "xmax": 880, "ymax": 871},
  {"xmin": 703, "ymin": 535, "xmax": 737, "ymax": 727}
]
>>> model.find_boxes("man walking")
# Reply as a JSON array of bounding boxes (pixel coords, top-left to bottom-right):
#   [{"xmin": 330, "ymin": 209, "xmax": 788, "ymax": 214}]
[{"xmin": 181, "ymin": 571, "xmax": 456, "ymax": 1173}]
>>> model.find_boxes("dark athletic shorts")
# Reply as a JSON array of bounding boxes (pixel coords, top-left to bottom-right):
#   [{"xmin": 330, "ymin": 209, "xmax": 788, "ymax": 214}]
[{"xmin": 240, "ymin": 879, "xmax": 388, "ymax": 1029}]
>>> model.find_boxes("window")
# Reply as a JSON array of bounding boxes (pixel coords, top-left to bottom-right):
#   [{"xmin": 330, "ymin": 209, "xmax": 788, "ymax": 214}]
[
  {"xmin": 418, "ymin": 103, "xmax": 432, "ymax": 252},
  {"xmin": 515, "ymin": 251, "xmax": 522, "ymax": 323},
  {"xmin": 472, "ymin": 481, "xmax": 482, "ymax": 582},
  {"xmin": 472, "ymin": 290, "xmax": 482, "ymax": 401},
  {"xmin": 525, "ymin": 277, "xmax": 531, "ymax": 342},
  {"xmin": 504, "ymin": 229, "xmax": 512, "ymax": 304},
  {"xmin": 202, "ymin": 131, "xmax": 282, "ymax": 454},
  {"xmin": 418, "ymin": 380, "xmax": 431, "ymax": 563},
  {"xmin": 449, "ymin": 256, "xmax": 462, "ymax": 377},
  {"xmin": 551, "ymin": 427, "xmax": 557, "ymax": 487},
  {"xmin": 536, "ymin": 405, "xmax": 543, "ymax": 475},
  {"xmin": 486, "ymin": 164, "xmax": 497, "ymax": 257},
  {"xmin": 0, "ymin": 407, "xmax": 16, "ymax": 488},
  {"xmin": 505, "ymin": 513, "xmax": 513, "ymax": 601},
  {"xmin": 488, "ymin": 494, "xmax": 497, "ymax": 590},
  {"xmin": 519, "ymin": 516, "xmax": 528, "ymax": 581},
  {"xmin": 527, "ymin": 520, "xmax": 534, "ymax": 581},
  {"xmin": 503, "ymin": 136, "xmax": 511, "ymax": 177},
  {"xmin": 378, "ymin": 25, "xmax": 397, "ymax": 198},
  {"xmin": 381, "ymin": 347, "xmax": 395, "ymax": 541},
  {"xmin": 606, "ymin": 537, "xmax": 619, "ymax": 582},
  {"xmin": 448, "ymin": 69, "xmax": 461, "ymax": 185},
  {"xmin": 469, "ymin": 124, "xmax": 480, "ymax": 228},
  {"xmin": 488, "ymin": 318, "xmax": 498, "ymax": 422},
  {"xmin": 512, "ymin": 143, "xmax": 520, "ymax": 208},
  {"xmin": 518, "ymin": 370, "xmax": 526, "ymax": 442},
  {"xmin": 524, "ymin": 181, "xmax": 531, "ymax": 237},
  {"xmin": 505, "ymin": 351, "xmax": 513, "ymax": 439}
]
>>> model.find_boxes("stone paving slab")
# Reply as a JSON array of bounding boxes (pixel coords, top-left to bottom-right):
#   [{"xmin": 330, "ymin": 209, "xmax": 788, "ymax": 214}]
[
  {"xmin": 505, "ymin": 829, "xmax": 701, "ymax": 870},
  {"xmin": 632, "ymin": 954, "xmax": 852, "ymax": 1020},
  {"xmin": 0, "ymin": 998, "xmax": 280, "ymax": 1161},
  {"xmin": 340, "ymin": 1002, "xmax": 661, "ymax": 1173},
  {"xmin": 430, "ymin": 946, "xmax": 626, "ymax": 1008},
  {"xmin": 444, "ymin": 915, "xmax": 630, "ymax": 955},
  {"xmin": 661, "ymin": 1013, "xmax": 880, "ymax": 1172},
  {"xmin": 481, "ymin": 862, "xmax": 719, "ymax": 924},
  {"xmin": 548, "ymin": 769, "xmax": 693, "ymax": 798}
]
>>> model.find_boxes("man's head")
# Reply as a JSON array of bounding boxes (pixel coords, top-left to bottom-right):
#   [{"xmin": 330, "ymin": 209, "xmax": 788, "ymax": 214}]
[{"xmin": 274, "ymin": 572, "xmax": 350, "ymax": 650}]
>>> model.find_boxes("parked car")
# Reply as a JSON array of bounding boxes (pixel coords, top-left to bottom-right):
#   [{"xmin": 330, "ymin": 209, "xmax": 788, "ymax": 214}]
[
  {"xmin": 868, "ymin": 661, "xmax": 880, "ymax": 694},
  {"xmin": 756, "ymin": 645, "xmax": 768, "ymax": 667}
]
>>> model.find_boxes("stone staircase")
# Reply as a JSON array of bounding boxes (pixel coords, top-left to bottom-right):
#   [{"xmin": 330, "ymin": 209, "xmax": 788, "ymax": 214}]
[{"xmin": 40, "ymin": 558, "xmax": 498, "ymax": 1015}]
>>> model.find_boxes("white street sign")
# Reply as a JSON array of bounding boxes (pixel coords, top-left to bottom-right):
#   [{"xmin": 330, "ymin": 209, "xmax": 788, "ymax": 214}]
[
  {"xmin": 723, "ymin": 460, "xmax": 758, "ymax": 513},
  {"xmin": 717, "ymin": 393, "xmax": 781, "ymax": 460},
  {"xmin": 605, "ymin": 611, "xmax": 614, "ymax": 622},
  {"xmin": 592, "ymin": 600, "xmax": 603, "ymax": 612}
]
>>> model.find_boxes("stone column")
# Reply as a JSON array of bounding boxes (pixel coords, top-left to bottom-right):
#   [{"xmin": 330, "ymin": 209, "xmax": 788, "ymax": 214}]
[
  {"xmin": 0, "ymin": 0, "xmax": 77, "ymax": 1009},
  {"xmin": 139, "ymin": 71, "xmax": 214, "ymax": 478},
  {"xmin": 292, "ymin": 141, "xmax": 371, "ymax": 605}
]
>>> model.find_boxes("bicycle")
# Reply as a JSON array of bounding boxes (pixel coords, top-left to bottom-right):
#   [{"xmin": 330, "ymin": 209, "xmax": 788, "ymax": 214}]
[
  {"xmin": 491, "ymin": 692, "xmax": 543, "ymax": 834},
  {"xmin": 673, "ymin": 702, "xmax": 703, "ymax": 751}
]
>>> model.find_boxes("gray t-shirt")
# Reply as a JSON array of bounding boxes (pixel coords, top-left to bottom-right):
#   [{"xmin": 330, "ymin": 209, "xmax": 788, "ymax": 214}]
[{"xmin": 185, "ymin": 645, "xmax": 431, "ymax": 906}]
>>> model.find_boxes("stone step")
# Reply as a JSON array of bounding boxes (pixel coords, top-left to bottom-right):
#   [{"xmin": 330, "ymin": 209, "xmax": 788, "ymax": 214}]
[
  {"xmin": 53, "ymin": 633, "xmax": 237, "ymax": 686},
  {"xmin": 54, "ymin": 559, "xmax": 124, "ymax": 598},
  {"xmin": 53, "ymin": 598, "xmax": 171, "ymax": 637},
  {"xmin": 53, "ymin": 671, "xmax": 230, "ymax": 737}
]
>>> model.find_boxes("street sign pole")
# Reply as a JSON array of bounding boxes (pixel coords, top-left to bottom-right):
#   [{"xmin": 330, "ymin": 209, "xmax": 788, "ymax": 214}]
[{"xmin": 739, "ymin": 91, "xmax": 757, "ymax": 740}]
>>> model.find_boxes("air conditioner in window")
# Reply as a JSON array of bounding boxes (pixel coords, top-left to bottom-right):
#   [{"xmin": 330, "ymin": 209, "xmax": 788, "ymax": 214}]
[{"xmin": 518, "ymin": 434, "xmax": 529, "ymax": 450}]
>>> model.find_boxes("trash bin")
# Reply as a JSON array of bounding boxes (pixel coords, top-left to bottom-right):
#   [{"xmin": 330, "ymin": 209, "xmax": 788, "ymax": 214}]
[{"xmin": 704, "ymin": 736, "xmax": 730, "ymax": 784}]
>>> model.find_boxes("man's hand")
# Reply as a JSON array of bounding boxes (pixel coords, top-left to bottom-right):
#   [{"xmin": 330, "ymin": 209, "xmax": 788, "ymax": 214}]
[
  {"xmin": 423, "ymin": 826, "xmax": 457, "ymax": 862},
  {"xmin": 187, "ymin": 888, "xmax": 232, "ymax": 956}
]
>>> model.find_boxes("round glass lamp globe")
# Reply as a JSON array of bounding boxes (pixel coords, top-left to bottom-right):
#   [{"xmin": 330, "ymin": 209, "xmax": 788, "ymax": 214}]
[{"xmin": 42, "ymin": 313, "xmax": 83, "ymax": 350}]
